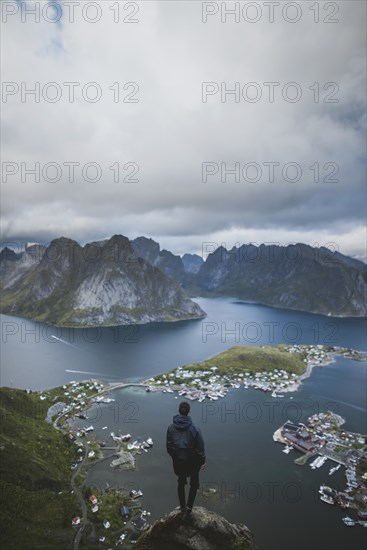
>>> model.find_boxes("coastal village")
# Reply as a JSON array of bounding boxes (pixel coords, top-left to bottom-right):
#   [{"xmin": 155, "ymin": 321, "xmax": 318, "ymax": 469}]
[
  {"xmin": 42, "ymin": 379, "xmax": 153, "ymax": 548},
  {"xmin": 39, "ymin": 344, "xmax": 366, "ymax": 547},
  {"xmin": 273, "ymin": 411, "xmax": 367, "ymax": 528},
  {"xmin": 144, "ymin": 344, "xmax": 366, "ymax": 401}
]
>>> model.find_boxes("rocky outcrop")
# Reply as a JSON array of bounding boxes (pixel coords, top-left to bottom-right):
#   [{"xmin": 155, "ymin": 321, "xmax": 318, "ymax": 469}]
[
  {"xmin": 137, "ymin": 507, "xmax": 256, "ymax": 550},
  {"xmin": 110, "ymin": 449, "xmax": 135, "ymax": 470},
  {"xmin": 0, "ymin": 235, "xmax": 205, "ymax": 326}
]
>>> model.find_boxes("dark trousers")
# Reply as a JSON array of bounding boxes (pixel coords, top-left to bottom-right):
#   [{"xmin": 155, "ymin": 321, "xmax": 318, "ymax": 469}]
[{"xmin": 173, "ymin": 459, "xmax": 200, "ymax": 510}]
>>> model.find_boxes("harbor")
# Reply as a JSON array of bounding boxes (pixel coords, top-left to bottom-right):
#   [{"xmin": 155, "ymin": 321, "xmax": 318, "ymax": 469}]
[{"xmin": 273, "ymin": 411, "xmax": 367, "ymax": 527}]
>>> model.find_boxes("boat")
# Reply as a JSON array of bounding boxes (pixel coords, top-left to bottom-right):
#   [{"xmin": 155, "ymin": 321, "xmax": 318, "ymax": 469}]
[
  {"xmin": 83, "ymin": 425, "xmax": 94, "ymax": 432},
  {"xmin": 329, "ymin": 464, "xmax": 341, "ymax": 475},
  {"xmin": 310, "ymin": 456, "xmax": 322, "ymax": 469},
  {"xmin": 316, "ymin": 456, "xmax": 327, "ymax": 468},
  {"xmin": 320, "ymin": 494, "xmax": 335, "ymax": 505},
  {"xmin": 310, "ymin": 455, "xmax": 327, "ymax": 469},
  {"xmin": 282, "ymin": 445, "xmax": 292, "ymax": 454},
  {"xmin": 129, "ymin": 489, "xmax": 143, "ymax": 499},
  {"xmin": 146, "ymin": 437, "xmax": 153, "ymax": 446},
  {"xmin": 319, "ymin": 485, "xmax": 336, "ymax": 496},
  {"xmin": 342, "ymin": 516, "xmax": 356, "ymax": 526}
]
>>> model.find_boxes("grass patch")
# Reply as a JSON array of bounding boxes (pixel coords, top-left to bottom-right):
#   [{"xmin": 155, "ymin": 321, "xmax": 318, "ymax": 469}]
[
  {"xmin": 182, "ymin": 345, "xmax": 306, "ymax": 376},
  {"xmin": 0, "ymin": 387, "xmax": 80, "ymax": 548}
]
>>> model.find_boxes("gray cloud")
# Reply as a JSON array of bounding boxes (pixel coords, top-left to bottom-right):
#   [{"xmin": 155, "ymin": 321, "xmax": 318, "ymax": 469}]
[{"xmin": 1, "ymin": 1, "xmax": 366, "ymax": 260}]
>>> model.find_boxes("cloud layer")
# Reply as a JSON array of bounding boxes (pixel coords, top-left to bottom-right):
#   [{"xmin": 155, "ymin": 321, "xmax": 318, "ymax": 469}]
[{"xmin": 1, "ymin": 1, "xmax": 366, "ymax": 259}]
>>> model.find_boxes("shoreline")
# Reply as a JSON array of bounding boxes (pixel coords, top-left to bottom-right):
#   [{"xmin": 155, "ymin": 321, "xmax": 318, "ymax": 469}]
[
  {"xmin": 135, "ymin": 345, "xmax": 366, "ymax": 401},
  {"xmin": 280, "ymin": 353, "xmax": 336, "ymax": 393}
]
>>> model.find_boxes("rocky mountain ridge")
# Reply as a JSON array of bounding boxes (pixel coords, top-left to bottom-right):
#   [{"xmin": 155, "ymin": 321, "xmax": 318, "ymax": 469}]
[
  {"xmin": 131, "ymin": 236, "xmax": 204, "ymax": 282},
  {"xmin": 0, "ymin": 235, "xmax": 205, "ymax": 326},
  {"xmin": 1, "ymin": 236, "xmax": 366, "ymax": 319},
  {"xmin": 193, "ymin": 243, "xmax": 367, "ymax": 317}
]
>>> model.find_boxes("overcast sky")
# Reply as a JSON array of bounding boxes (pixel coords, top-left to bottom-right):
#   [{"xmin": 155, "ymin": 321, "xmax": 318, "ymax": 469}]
[{"xmin": 1, "ymin": 1, "xmax": 366, "ymax": 260}]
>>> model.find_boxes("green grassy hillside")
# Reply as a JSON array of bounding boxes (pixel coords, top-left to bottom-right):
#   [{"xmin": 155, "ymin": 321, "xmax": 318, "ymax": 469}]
[
  {"xmin": 0, "ymin": 388, "xmax": 80, "ymax": 549},
  {"xmin": 183, "ymin": 345, "xmax": 306, "ymax": 376}
]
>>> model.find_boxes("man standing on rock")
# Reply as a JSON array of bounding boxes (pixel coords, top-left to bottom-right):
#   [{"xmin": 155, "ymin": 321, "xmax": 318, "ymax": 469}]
[{"xmin": 166, "ymin": 401, "xmax": 206, "ymax": 521}]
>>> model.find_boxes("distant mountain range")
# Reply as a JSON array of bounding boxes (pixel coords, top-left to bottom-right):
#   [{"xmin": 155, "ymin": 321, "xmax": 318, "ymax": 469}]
[
  {"xmin": 0, "ymin": 235, "xmax": 205, "ymax": 326},
  {"xmin": 1, "ymin": 235, "xmax": 366, "ymax": 324},
  {"xmin": 192, "ymin": 244, "xmax": 367, "ymax": 317}
]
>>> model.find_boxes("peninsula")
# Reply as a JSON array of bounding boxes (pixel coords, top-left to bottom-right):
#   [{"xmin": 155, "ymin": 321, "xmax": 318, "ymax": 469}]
[{"xmin": 144, "ymin": 344, "xmax": 366, "ymax": 401}]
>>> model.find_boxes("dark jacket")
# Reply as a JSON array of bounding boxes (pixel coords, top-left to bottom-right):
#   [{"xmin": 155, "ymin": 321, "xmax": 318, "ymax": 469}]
[{"xmin": 166, "ymin": 414, "xmax": 206, "ymax": 466}]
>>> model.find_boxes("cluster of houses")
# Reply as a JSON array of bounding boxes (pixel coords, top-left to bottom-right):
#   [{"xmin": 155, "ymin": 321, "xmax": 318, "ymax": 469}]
[
  {"xmin": 308, "ymin": 412, "xmax": 366, "ymax": 465},
  {"xmin": 146, "ymin": 345, "xmax": 367, "ymax": 403},
  {"xmin": 147, "ymin": 363, "xmax": 300, "ymax": 401},
  {"xmin": 72, "ymin": 496, "xmax": 150, "ymax": 546},
  {"xmin": 42, "ymin": 379, "xmax": 106, "ymax": 426},
  {"xmin": 275, "ymin": 412, "xmax": 367, "ymax": 521},
  {"xmin": 287, "ymin": 344, "xmax": 328, "ymax": 364}
]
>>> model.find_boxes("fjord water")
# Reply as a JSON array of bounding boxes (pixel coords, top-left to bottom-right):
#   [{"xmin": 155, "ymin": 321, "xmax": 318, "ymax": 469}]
[{"xmin": 1, "ymin": 298, "xmax": 366, "ymax": 550}]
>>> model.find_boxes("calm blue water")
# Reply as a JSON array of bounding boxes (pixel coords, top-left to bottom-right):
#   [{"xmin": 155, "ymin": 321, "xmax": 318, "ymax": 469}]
[
  {"xmin": 1, "ymin": 298, "xmax": 366, "ymax": 550},
  {"xmin": 1, "ymin": 297, "xmax": 365, "ymax": 389}
]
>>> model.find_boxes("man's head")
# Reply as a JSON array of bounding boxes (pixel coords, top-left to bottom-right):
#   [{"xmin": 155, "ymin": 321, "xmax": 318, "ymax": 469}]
[{"xmin": 179, "ymin": 401, "xmax": 190, "ymax": 416}]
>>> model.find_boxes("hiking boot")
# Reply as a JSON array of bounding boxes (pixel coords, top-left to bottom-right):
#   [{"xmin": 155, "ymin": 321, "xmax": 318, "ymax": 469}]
[{"xmin": 181, "ymin": 507, "xmax": 192, "ymax": 524}]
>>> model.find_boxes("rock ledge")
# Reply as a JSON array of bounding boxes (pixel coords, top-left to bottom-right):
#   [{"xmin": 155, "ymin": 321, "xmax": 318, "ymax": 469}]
[{"xmin": 137, "ymin": 506, "xmax": 256, "ymax": 550}]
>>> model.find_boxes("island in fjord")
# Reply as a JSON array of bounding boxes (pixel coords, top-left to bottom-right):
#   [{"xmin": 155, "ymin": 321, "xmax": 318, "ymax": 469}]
[{"xmin": 145, "ymin": 344, "xmax": 366, "ymax": 400}]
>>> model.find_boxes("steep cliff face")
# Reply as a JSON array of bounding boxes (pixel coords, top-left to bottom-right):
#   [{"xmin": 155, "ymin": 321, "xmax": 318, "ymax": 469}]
[
  {"xmin": 0, "ymin": 235, "xmax": 205, "ymax": 326},
  {"xmin": 194, "ymin": 243, "xmax": 367, "ymax": 317},
  {"xmin": 1, "ymin": 236, "xmax": 365, "ymax": 319},
  {"xmin": 137, "ymin": 507, "xmax": 257, "ymax": 550},
  {"xmin": 182, "ymin": 253, "xmax": 204, "ymax": 274},
  {"xmin": 0, "ymin": 244, "xmax": 46, "ymax": 289},
  {"xmin": 132, "ymin": 236, "xmax": 186, "ymax": 282}
]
